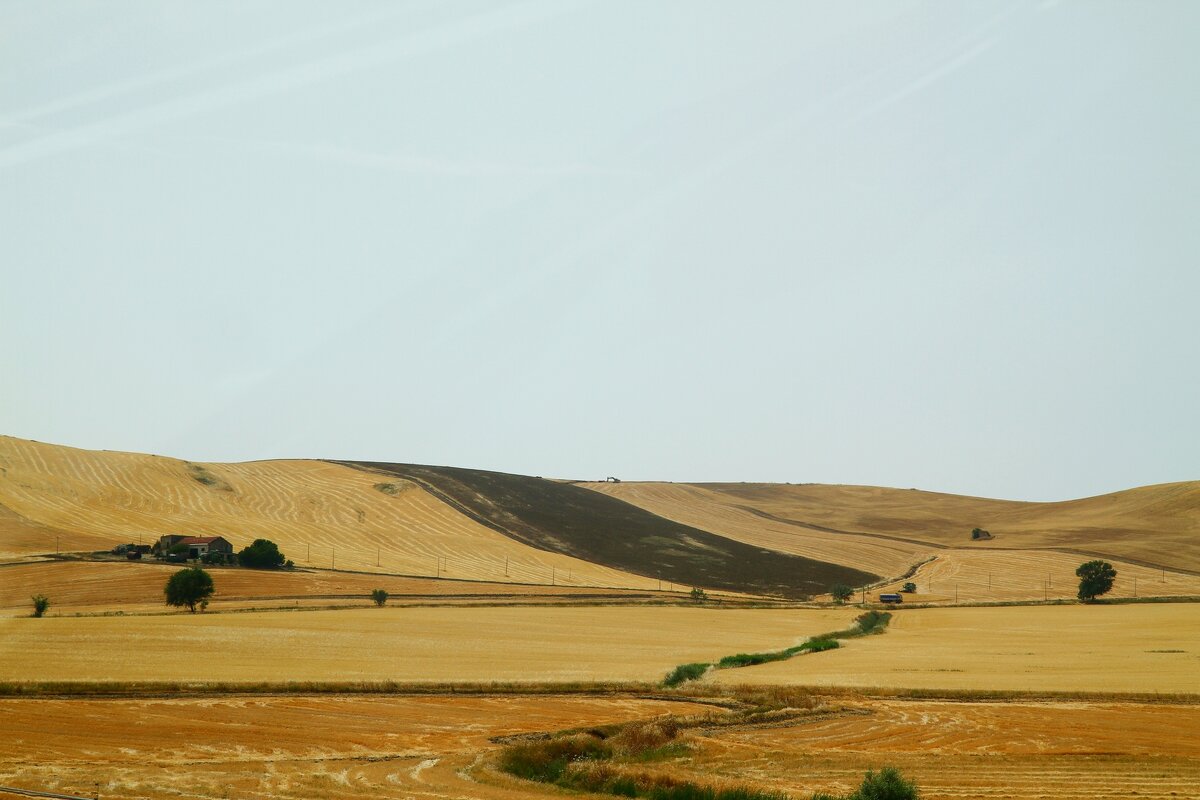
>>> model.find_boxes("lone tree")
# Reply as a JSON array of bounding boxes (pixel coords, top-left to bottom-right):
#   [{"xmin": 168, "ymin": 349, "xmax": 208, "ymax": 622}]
[
  {"xmin": 165, "ymin": 566, "xmax": 215, "ymax": 612},
  {"xmin": 31, "ymin": 594, "xmax": 50, "ymax": 617},
  {"xmin": 238, "ymin": 538, "xmax": 285, "ymax": 569},
  {"xmin": 902, "ymin": 582, "xmax": 917, "ymax": 593},
  {"xmin": 1076, "ymin": 560, "xmax": 1117, "ymax": 602},
  {"xmin": 830, "ymin": 584, "xmax": 854, "ymax": 604},
  {"xmin": 370, "ymin": 588, "xmax": 389, "ymax": 607}
]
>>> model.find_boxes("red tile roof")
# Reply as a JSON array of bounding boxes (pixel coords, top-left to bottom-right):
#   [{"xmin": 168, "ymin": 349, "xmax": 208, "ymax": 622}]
[{"xmin": 178, "ymin": 536, "xmax": 223, "ymax": 545}]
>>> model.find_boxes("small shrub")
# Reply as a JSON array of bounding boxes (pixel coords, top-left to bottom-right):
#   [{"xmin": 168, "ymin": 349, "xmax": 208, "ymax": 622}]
[
  {"xmin": 798, "ymin": 638, "xmax": 840, "ymax": 653},
  {"xmin": 608, "ymin": 719, "xmax": 680, "ymax": 756},
  {"xmin": 690, "ymin": 587, "xmax": 708, "ymax": 603},
  {"xmin": 371, "ymin": 588, "xmax": 389, "ymax": 607},
  {"xmin": 854, "ymin": 610, "xmax": 892, "ymax": 635},
  {"xmin": 812, "ymin": 766, "xmax": 919, "ymax": 800},
  {"xmin": 901, "ymin": 582, "xmax": 916, "ymax": 593},
  {"xmin": 664, "ymin": 662, "xmax": 710, "ymax": 687},
  {"xmin": 499, "ymin": 734, "xmax": 611, "ymax": 782},
  {"xmin": 31, "ymin": 595, "xmax": 50, "ymax": 617},
  {"xmin": 374, "ymin": 482, "xmax": 401, "ymax": 495}
]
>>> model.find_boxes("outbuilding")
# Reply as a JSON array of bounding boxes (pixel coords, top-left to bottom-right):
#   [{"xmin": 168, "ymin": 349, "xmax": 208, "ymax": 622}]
[{"xmin": 177, "ymin": 536, "xmax": 234, "ymax": 560}]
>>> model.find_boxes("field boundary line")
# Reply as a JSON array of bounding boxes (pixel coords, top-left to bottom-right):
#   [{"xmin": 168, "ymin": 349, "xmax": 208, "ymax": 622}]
[{"xmin": 0, "ymin": 786, "xmax": 93, "ymax": 800}]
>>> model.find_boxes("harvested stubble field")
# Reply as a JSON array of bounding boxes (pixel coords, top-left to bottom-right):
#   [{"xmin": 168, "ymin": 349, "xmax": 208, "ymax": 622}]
[
  {"xmin": 0, "ymin": 560, "xmax": 673, "ymax": 617},
  {"xmin": 0, "ymin": 606, "xmax": 856, "ymax": 683},
  {"xmin": 0, "ymin": 694, "xmax": 718, "ymax": 800},
  {"xmin": 872, "ymin": 548, "xmax": 1200, "ymax": 603},
  {"xmin": 681, "ymin": 699, "xmax": 1200, "ymax": 800},
  {"xmin": 711, "ymin": 604, "xmax": 1200, "ymax": 693},
  {"xmin": 584, "ymin": 478, "xmax": 1200, "ymax": 575}
]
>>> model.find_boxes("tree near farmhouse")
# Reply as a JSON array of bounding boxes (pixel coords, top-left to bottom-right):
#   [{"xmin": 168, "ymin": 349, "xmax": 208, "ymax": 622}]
[
  {"xmin": 238, "ymin": 538, "xmax": 286, "ymax": 569},
  {"xmin": 1076, "ymin": 560, "xmax": 1117, "ymax": 602},
  {"xmin": 165, "ymin": 566, "xmax": 215, "ymax": 612}
]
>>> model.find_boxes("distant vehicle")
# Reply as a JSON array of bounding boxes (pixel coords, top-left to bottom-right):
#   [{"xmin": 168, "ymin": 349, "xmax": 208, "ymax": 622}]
[{"xmin": 879, "ymin": 593, "xmax": 903, "ymax": 604}]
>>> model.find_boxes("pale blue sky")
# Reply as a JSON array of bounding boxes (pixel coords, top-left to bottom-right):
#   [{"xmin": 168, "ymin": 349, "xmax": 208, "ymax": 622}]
[{"xmin": 2, "ymin": 1, "xmax": 1197, "ymax": 501}]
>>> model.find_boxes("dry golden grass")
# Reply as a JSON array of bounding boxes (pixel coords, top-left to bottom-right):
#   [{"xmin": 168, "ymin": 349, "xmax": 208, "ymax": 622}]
[
  {"xmin": 711, "ymin": 604, "xmax": 1200, "ymax": 693},
  {"xmin": 0, "ymin": 694, "xmax": 714, "ymax": 800},
  {"xmin": 0, "ymin": 560, "xmax": 672, "ymax": 617},
  {"xmin": 583, "ymin": 481, "xmax": 927, "ymax": 578},
  {"xmin": 585, "ymin": 478, "xmax": 1200, "ymax": 574},
  {"xmin": 0, "ymin": 436, "xmax": 655, "ymax": 589},
  {"xmin": 0, "ymin": 605, "xmax": 856, "ymax": 683},
  {"xmin": 871, "ymin": 548, "xmax": 1200, "ymax": 603},
  {"xmin": 683, "ymin": 699, "xmax": 1200, "ymax": 800}
]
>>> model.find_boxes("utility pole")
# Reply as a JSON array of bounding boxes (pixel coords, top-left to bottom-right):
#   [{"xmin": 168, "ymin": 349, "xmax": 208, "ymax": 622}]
[
  {"xmin": 331, "ymin": 547, "xmax": 335, "ymax": 569},
  {"xmin": 505, "ymin": 556, "xmax": 509, "ymax": 577},
  {"xmin": 376, "ymin": 546, "xmax": 380, "ymax": 567},
  {"xmin": 1133, "ymin": 576, "xmax": 1137, "ymax": 598},
  {"xmin": 56, "ymin": 535, "xmax": 60, "ymax": 555},
  {"xmin": 955, "ymin": 583, "xmax": 959, "ymax": 603},
  {"xmin": 552, "ymin": 566, "xmax": 556, "ymax": 586},
  {"xmin": 307, "ymin": 542, "xmax": 310, "ymax": 562}
]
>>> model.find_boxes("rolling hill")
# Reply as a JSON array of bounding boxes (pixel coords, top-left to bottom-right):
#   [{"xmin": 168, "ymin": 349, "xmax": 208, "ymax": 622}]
[
  {"xmin": 0, "ymin": 437, "xmax": 873, "ymax": 598},
  {"xmin": 582, "ymin": 479, "xmax": 1200, "ymax": 575}
]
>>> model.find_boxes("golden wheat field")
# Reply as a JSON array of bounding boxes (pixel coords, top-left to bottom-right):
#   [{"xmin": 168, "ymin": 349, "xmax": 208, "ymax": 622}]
[
  {"xmin": 0, "ymin": 606, "xmax": 856, "ymax": 683},
  {"xmin": 870, "ymin": 548, "xmax": 1200, "ymax": 603},
  {"xmin": 584, "ymin": 479, "xmax": 1200, "ymax": 573},
  {"xmin": 0, "ymin": 436, "xmax": 655, "ymax": 589},
  {"xmin": 0, "ymin": 560, "xmax": 672, "ymax": 617},
  {"xmin": 712, "ymin": 604, "xmax": 1200, "ymax": 693},
  {"xmin": 2, "ymin": 694, "xmax": 1197, "ymax": 800},
  {"xmin": 0, "ymin": 694, "xmax": 717, "ymax": 800},
  {"xmin": 682, "ymin": 699, "xmax": 1200, "ymax": 800}
]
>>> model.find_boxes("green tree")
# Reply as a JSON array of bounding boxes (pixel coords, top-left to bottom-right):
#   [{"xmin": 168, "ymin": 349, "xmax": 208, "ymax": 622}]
[
  {"xmin": 31, "ymin": 594, "xmax": 50, "ymax": 617},
  {"xmin": 371, "ymin": 588, "xmax": 389, "ymax": 607},
  {"xmin": 831, "ymin": 584, "xmax": 854, "ymax": 604},
  {"xmin": 689, "ymin": 587, "xmax": 708, "ymax": 603},
  {"xmin": 1076, "ymin": 560, "xmax": 1117, "ymax": 602},
  {"xmin": 238, "ymin": 538, "xmax": 285, "ymax": 569},
  {"xmin": 165, "ymin": 567, "xmax": 215, "ymax": 612},
  {"xmin": 902, "ymin": 582, "xmax": 917, "ymax": 593}
]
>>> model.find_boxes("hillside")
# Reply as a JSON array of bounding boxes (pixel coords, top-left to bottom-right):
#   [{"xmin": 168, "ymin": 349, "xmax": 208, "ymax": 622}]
[
  {"xmin": 0, "ymin": 437, "xmax": 655, "ymax": 590},
  {"xmin": 332, "ymin": 461, "xmax": 875, "ymax": 597},
  {"xmin": 583, "ymin": 480, "xmax": 1200, "ymax": 574}
]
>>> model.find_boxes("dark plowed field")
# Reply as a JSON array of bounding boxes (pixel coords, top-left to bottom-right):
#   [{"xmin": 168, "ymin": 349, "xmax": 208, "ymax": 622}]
[{"xmin": 333, "ymin": 461, "xmax": 877, "ymax": 598}]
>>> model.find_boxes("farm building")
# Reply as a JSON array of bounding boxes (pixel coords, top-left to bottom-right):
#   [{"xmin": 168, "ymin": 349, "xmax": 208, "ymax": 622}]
[
  {"xmin": 178, "ymin": 536, "xmax": 234, "ymax": 560},
  {"xmin": 156, "ymin": 534, "xmax": 234, "ymax": 560}
]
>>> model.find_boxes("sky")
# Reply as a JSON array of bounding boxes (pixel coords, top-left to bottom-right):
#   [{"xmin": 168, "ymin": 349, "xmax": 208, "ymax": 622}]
[{"xmin": 2, "ymin": 1, "xmax": 1197, "ymax": 501}]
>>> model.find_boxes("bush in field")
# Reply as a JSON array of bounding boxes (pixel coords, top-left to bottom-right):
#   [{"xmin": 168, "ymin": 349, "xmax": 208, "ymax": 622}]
[
  {"xmin": 31, "ymin": 594, "xmax": 50, "ymax": 617},
  {"xmin": 664, "ymin": 662, "xmax": 710, "ymax": 687},
  {"xmin": 690, "ymin": 587, "xmax": 708, "ymax": 603},
  {"xmin": 902, "ymin": 582, "xmax": 916, "ymax": 593},
  {"xmin": 1076, "ymin": 560, "xmax": 1116, "ymax": 602},
  {"xmin": 830, "ymin": 584, "xmax": 853, "ymax": 604},
  {"xmin": 813, "ymin": 766, "xmax": 920, "ymax": 800},
  {"xmin": 164, "ymin": 566, "xmax": 214, "ymax": 613},
  {"xmin": 371, "ymin": 588, "xmax": 389, "ymax": 607},
  {"xmin": 237, "ymin": 538, "xmax": 285, "ymax": 569}
]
